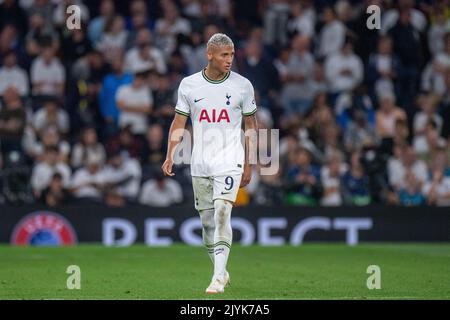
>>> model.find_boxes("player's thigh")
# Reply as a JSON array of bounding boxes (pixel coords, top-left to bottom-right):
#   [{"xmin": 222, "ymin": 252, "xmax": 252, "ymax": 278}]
[
  {"xmin": 212, "ymin": 174, "xmax": 242, "ymax": 203},
  {"xmin": 192, "ymin": 176, "xmax": 214, "ymax": 210}
]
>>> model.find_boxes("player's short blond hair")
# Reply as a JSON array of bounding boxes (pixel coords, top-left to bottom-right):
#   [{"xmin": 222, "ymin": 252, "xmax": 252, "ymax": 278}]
[{"xmin": 207, "ymin": 33, "xmax": 234, "ymax": 51}]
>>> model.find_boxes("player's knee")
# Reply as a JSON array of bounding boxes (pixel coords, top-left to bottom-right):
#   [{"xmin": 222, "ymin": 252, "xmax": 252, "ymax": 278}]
[
  {"xmin": 214, "ymin": 199, "xmax": 232, "ymax": 226},
  {"xmin": 200, "ymin": 214, "xmax": 214, "ymax": 230}
]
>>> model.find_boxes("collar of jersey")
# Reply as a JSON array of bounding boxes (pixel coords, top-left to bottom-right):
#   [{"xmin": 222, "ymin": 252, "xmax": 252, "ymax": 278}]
[{"xmin": 202, "ymin": 68, "xmax": 230, "ymax": 84}]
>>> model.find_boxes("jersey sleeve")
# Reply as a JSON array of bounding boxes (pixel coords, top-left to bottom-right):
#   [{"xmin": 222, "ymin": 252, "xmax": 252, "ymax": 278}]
[
  {"xmin": 241, "ymin": 79, "xmax": 257, "ymax": 116},
  {"xmin": 175, "ymin": 80, "xmax": 190, "ymax": 117}
]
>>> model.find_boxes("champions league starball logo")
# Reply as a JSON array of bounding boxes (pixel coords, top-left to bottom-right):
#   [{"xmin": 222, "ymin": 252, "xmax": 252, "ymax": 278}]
[{"xmin": 11, "ymin": 211, "xmax": 77, "ymax": 246}]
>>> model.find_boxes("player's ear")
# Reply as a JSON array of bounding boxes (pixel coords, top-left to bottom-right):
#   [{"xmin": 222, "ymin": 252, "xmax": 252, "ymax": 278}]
[{"xmin": 206, "ymin": 49, "xmax": 213, "ymax": 61}]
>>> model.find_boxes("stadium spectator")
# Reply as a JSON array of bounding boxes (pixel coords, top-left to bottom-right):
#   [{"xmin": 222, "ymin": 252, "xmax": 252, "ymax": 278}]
[
  {"xmin": 98, "ymin": 51, "xmax": 133, "ymax": 137},
  {"xmin": 413, "ymin": 95, "xmax": 443, "ymax": 137},
  {"xmin": 316, "ymin": 5, "xmax": 346, "ymax": 58},
  {"xmin": 126, "ymin": 0, "xmax": 155, "ymax": 42},
  {"xmin": 388, "ymin": 145, "xmax": 428, "ymax": 192},
  {"xmin": 30, "ymin": 146, "xmax": 71, "ymax": 198},
  {"xmin": 0, "ymin": 0, "xmax": 28, "ymax": 37},
  {"xmin": 335, "ymin": 85, "xmax": 375, "ymax": 132},
  {"xmin": 39, "ymin": 172, "xmax": 71, "ymax": 207},
  {"xmin": 124, "ymin": 28, "xmax": 166, "ymax": 74},
  {"xmin": 97, "ymin": 15, "xmax": 129, "ymax": 64},
  {"xmin": 366, "ymin": 35, "xmax": 402, "ymax": 102},
  {"xmin": 106, "ymin": 125, "xmax": 143, "ymax": 160},
  {"xmin": 427, "ymin": 7, "xmax": 450, "ymax": 55},
  {"xmin": 25, "ymin": 11, "xmax": 59, "ymax": 59},
  {"xmin": 422, "ymin": 168, "xmax": 450, "ymax": 206},
  {"xmin": 61, "ymin": 27, "xmax": 92, "ymax": 69},
  {"xmin": 70, "ymin": 153, "xmax": 105, "ymax": 203},
  {"xmin": 88, "ymin": 0, "xmax": 116, "ymax": 47},
  {"xmin": 0, "ymin": 51, "xmax": 29, "ymax": 97},
  {"xmin": 139, "ymin": 171, "xmax": 183, "ymax": 207},
  {"xmin": 30, "ymin": 125, "xmax": 71, "ymax": 163},
  {"xmin": 280, "ymin": 35, "xmax": 315, "ymax": 115},
  {"xmin": 263, "ymin": 0, "xmax": 291, "ymax": 47},
  {"xmin": 320, "ymin": 151, "xmax": 347, "ymax": 206},
  {"xmin": 325, "ymin": 38, "xmax": 364, "ymax": 96},
  {"xmin": 397, "ymin": 169, "xmax": 426, "ymax": 206},
  {"xmin": 342, "ymin": 151, "xmax": 371, "ymax": 205},
  {"xmin": 414, "ymin": 121, "xmax": 447, "ymax": 165},
  {"xmin": 381, "ymin": 0, "xmax": 428, "ymax": 34},
  {"xmin": 71, "ymin": 127, "xmax": 106, "ymax": 169},
  {"xmin": 28, "ymin": 0, "xmax": 54, "ymax": 29},
  {"xmin": 284, "ymin": 147, "xmax": 321, "ymax": 205},
  {"xmin": 237, "ymin": 38, "xmax": 280, "ymax": 110},
  {"xmin": 286, "ymin": 1, "xmax": 315, "ymax": 38},
  {"xmin": 421, "ymin": 32, "xmax": 450, "ymax": 97},
  {"xmin": 0, "ymin": 87, "xmax": 26, "ymax": 154},
  {"xmin": 388, "ymin": 8, "xmax": 424, "ymax": 107},
  {"xmin": 344, "ymin": 109, "xmax": 378, "ymax": 152},
  {"xmin": 101, "ymin": 149, "xmax": 142, "ymax": 201},
  {"xmin": 31, "ymin": 97, "xmax": 70, "ymax": 135},
  {"xmin": 188, "ymin": 24, "xmax": 220, "ymax": 74},
  {"xmin": 116, "ymin": 69, "xmax": 153, "ymax": 136},
  {"xmin": 30, "ymin": 44, "xmax": 65, "ymax": 98},
  {"xmin": 375, "ymin": 91, "xmax": 407, "ymax": 140},
  {"xmin": 140, "ymin": 123, "xmax": 166, "ymax": 171},
  {"xmin": 155, "ymin": 0, "xmax": 192, "ymax": 57}
]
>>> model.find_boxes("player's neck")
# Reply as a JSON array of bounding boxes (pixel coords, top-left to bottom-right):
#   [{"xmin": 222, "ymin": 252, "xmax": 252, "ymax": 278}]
[{"xmin": 204, "ymin": 66, "xmax": 228, "ymax": 81}]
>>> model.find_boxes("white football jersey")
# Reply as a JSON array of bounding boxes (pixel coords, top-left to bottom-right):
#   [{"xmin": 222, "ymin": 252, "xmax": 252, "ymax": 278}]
[{"xmin": 175, "ymin": 69, "xmax": 257, "ymax": 177}]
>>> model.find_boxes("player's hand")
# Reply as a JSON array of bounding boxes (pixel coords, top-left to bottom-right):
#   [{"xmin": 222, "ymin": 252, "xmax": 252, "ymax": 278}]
[
  {"xmin": 162, "ymin": 158, "xmax": 175, "ymax": 176},
  {"xmin": 240, "ymin": 165, "xmax": 252, "ymax": 187}
]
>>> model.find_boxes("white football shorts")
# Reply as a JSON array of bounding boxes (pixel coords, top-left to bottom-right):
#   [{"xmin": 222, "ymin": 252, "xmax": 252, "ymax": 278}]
[{"xmin": 192, "ymin": 174, "xmax": 242, "ymax": 211}]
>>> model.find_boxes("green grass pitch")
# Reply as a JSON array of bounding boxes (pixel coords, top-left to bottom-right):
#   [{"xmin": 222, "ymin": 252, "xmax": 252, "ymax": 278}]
[{"xmin": 0, "ymin": 244, "xmax": 449, "ymax": 299}]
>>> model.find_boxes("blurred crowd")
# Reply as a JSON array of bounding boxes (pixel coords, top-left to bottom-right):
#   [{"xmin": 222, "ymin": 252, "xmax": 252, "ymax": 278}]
[{"xmin": 1, "ymin": 0, "xmax": 450, "ymax": 207}]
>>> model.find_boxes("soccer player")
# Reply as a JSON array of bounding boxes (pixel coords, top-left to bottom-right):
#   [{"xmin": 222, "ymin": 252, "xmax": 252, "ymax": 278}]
[{"xmin": 161, "ymin": 33, "xmax": 257, "ymax": 294}]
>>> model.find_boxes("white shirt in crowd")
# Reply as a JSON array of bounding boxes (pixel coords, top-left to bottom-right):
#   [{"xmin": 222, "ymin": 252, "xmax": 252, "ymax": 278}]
[
  {"xmin": 422, "ymin": 177, "xmax": 450, "ymax": 206},
  {"xmin": 381, "ymin": 8, "xmax": 427, "ymax": 34},
  {"xmin": 97, "ymin": 31, "xmax": 129, "ymax": 58},
  {"xmin": 287, "ymin": 13, "xmax": 315, "ymax": 38},
  {"xmin": 70, "ymin": 168, "xmax": 105, "ymax": 199},
  {"xmin": 325, "ymin": 52, "xmax": 363, "ymax": 93},
  {"xmin": 30, "ymin": 57, "xmax": 65, "ymax": 96},
  {"xmin": 139, "ymin": 178, "xmax": 183, "ymax": 207},
  {"xmin": 116, "ymin": 84, "xmax": 153, "ymax": 135},
  {"xmin": 32, "ymin": 108, "xmax": 70, "ymax": 134},
  {"xmin": 387, "ymin": 158, "xmax": 428, "ymax": 190},
  {"xmin": 0, "ymin": 65, "xmax": 29, "ymax": 96},
  {"xmin": 101, "ymin": 157, "xmax": 142, "ymax": 198},
  {"xmin": 320, "ymin": 164, "xmax": 348, "ymax": 206},
  {"xmin": 317, "ymin": 20, "xmax": 346, "ymax": 58},
  {"xmin": 155, "ymin": 17, "xmax": 191, "ymax": 56},
  {"xmin": 31, "ymin": 162, "xmax": 71, "ymax": 193},
  {"xmin": 124, "ymin": 47, "xmax": 167, "ymax": 74},
  {"xmin": 413, "ymin": 112, "xmax": 443, "ymax": 135},
  {"xmin": 71, "ymin": 144, "xmax": 106, "ymax": 168}
]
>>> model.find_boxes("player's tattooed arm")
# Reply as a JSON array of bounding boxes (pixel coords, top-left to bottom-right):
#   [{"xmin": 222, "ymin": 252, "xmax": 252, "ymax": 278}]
[
  {"xmin": 241, "ymin": 113, "xmax": 258, "ymax": 187},
  {"xmin": 162, "ymin": 113, "xmax": 188, "ymax": 176}
]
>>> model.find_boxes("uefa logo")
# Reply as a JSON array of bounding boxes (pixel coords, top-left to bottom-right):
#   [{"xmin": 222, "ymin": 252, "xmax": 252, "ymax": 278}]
[{"xmin": 11, "ymin": 211, "xmax": 78, "ymax": 246}]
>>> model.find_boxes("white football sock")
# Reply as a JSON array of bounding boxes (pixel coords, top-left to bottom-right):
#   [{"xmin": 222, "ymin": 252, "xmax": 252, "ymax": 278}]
[
  {"xmin": 213, "ymin": 199, "xmax": 233, "ymax": 280},
  {"xmin": 199, "ymin": 208, "xmax": 215, "ymax": 264}
]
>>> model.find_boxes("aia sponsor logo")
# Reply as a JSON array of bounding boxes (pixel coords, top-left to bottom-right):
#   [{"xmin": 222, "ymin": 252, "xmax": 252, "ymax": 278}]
[
  {"xmin": 199, "ymin": 109, "xmax": 230, "ymax": 123},
  {"xmin": 11, "ymin": 211, "xmax": 77, "ymax": 246}
]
